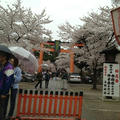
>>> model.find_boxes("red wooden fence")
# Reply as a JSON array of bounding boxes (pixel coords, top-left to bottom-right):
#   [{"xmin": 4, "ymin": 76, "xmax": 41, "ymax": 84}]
[{"xmin": 12, "ymin": 89, "xmax": 83, "ymax": 120}]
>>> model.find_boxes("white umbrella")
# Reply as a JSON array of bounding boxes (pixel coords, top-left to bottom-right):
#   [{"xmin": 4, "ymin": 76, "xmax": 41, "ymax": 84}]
[
  {"xmin": 40, "ymin": 64, "xmax": 49, "ymax": 70},
  {"xmin": 41, "ymin": 64, "xmax": 49, "ymax": 67},
  {"xmin": 9, "ymin": 46, "xmax": 38, "ymax": 74}
]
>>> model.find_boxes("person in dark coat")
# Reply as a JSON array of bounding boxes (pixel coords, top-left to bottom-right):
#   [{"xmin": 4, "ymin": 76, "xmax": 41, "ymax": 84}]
[
  {"xmin": 45, "ymin": 70, "xmax": 50, "ymax": 88},
  {"xmin": 0, "ymin": 51, "xmax": 14, "ymax": 120},
  {"xmin": 61, "ymin": 69, "xmax": 68, "ymax": 90},
  {"xmin": 35, "ymin": 72, "xmax": 43, "ymax": 89}
]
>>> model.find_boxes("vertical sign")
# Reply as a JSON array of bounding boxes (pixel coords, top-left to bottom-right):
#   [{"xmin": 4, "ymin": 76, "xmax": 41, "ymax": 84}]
[
  {"xmin": 54, "ymin": 40, "xmax": 60, "ymax": 53},
  {"xmin": 103, "ymin": 63, "xmax": 120, "ymax": 97}
]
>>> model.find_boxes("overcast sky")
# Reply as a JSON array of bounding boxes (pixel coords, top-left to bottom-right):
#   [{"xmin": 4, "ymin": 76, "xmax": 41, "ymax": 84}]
[{"xmin": 1, "ymin": 0, "xmax": 112, "ymax": 39}]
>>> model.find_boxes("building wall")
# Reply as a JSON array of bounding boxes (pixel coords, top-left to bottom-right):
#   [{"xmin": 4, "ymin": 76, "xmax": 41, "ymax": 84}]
[
  {"xmin": 115, "ymin": 53, "xmax": 120, "ymax": 64},
  {"xmin": 105, "ymin": 53, "xmax": 116, "ymax": 63}
]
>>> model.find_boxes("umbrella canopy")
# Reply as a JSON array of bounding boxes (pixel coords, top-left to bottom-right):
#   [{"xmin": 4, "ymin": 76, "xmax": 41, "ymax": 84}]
[
  {"xmin": 0, "ymin": 45, "xmax": 13, "ymax": 57},
  {"xmin": 40, "ymin": 64, "xmax": 49, "ymax": 70},
  {"xmin": 41, "ymin": 64, "xmax": 49, "ymax": 67},
  {"xmin": 9, "ymin": 46, "xmax": 38, "ymax": 74}
]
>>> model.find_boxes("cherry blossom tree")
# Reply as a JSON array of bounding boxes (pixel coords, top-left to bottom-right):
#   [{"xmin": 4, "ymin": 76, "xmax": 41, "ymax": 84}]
[
  {"xmin": 58, "ymin": 22, "xmax": 75, "ymax": 43},
  {"xmin": 58, "ymin": 6, "xmax": 115, "ymax": 89},
  {"xmin": 111, "ymin": 0, "xmax": 120, "ymax": 5},
  {"xmin": 55, "ymin": 53, "xmax": 70, "ymax": 71},
  {"xmin": 0, "ymin": 0, "xmax": 52, "ymax": 50}
]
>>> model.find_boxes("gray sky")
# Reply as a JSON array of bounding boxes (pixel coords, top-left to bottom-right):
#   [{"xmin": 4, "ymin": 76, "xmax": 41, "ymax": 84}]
[{"xmin": 1, "ymin": 0, "xmax": 112, "ymax": 40}]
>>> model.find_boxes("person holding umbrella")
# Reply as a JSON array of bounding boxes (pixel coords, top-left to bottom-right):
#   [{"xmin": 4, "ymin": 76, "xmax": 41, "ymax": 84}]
[
  {"xmin": 0, "ymin": 45, "xmax": 14, "ymax": 120},
  {"xmin": 7, "ymin": 56, "xmax": 22, "ymax": 119}
]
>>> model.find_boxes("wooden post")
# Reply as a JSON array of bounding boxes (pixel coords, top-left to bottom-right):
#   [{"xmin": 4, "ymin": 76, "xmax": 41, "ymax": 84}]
[
  {"xmin": 38, "ymin": 43, "xmax": 44, "ymax": 72},
  {"xmin": 70, "ymin": 52, "xmax": 74, "ymax": 73}
]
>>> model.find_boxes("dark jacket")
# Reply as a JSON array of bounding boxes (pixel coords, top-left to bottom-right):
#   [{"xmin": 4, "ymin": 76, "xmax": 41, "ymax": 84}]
[
  {"xmin": 0, "ymin": 62, "xmax": 14, "ymax": 95},
  {"xmin": 36, "ymin": 72, "xmax": 42, "ymax": 81},
  {"xmin": 45, "ymin": 72, "xmax": 50, "ymax": 81}
]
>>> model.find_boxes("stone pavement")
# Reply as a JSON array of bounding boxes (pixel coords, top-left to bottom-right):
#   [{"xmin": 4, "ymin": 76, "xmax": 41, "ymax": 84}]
[{"xmin": 7, "ymin": 78, "xmax": 120, "ymax": 120}]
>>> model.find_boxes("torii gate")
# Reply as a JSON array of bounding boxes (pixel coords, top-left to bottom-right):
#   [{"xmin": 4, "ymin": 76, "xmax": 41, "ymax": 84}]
[{"xmin": 33, "ymin": 41, "xmax": 83, "ymax": 73}]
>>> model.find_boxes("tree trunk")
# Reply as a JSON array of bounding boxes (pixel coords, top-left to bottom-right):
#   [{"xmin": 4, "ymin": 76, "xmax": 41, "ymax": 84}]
[
  {"xmin": 92, "ymin": 69, "xmax": 97, "ymax": 89},
  {"xmin": 93, "ymin": 79, "xmax": 97, "ymax": 89},
  {"xmin": 80, "ymin": 68, "xmax": 83, "ymax": 77}
]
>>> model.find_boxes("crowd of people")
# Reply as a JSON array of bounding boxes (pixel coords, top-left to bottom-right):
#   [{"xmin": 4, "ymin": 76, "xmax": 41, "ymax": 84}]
[{"xmin": 34, "ymin": 68, "xmax": 68, "ymax": 89}]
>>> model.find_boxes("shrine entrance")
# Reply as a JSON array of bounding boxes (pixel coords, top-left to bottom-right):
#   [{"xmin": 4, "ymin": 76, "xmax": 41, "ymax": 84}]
[{"xmin": 33, "ymin": 41, "xmax": 83, "ymax": 73}]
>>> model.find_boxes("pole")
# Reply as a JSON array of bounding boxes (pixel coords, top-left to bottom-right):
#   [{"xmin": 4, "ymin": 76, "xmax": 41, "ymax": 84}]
[{"xmin": 38, "ymin": 43, "xmax": 44, "ymax": 72}]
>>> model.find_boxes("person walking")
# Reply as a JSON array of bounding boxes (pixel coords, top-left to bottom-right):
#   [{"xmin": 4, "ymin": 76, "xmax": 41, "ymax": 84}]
[
  {"xmin": 35, "ymin": 72, "xmax": 43, "ymax": 89},
  {"xmin": 45, "ymin": 70, "xmax": 50, "ymax": 88},
  {"xmin": 0, "ymin": 45, "xmax": 14, "ymax": 120},
  {"xmin": 61, "ymin": 69, "xmax": 68, "ymax": 90},
  {"xmin": 7, "ymin": 57, "xmax": 22, "ymax": 119},
  {"xmin": 42, "ymin": 70, "xmax": 46, "ymax": 81}
]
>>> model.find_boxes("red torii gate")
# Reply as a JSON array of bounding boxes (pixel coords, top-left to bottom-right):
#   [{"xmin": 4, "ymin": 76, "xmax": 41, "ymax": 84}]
[{"xmin": 33, "ymin": 42, "xmax": 83, "ymax": 73}]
